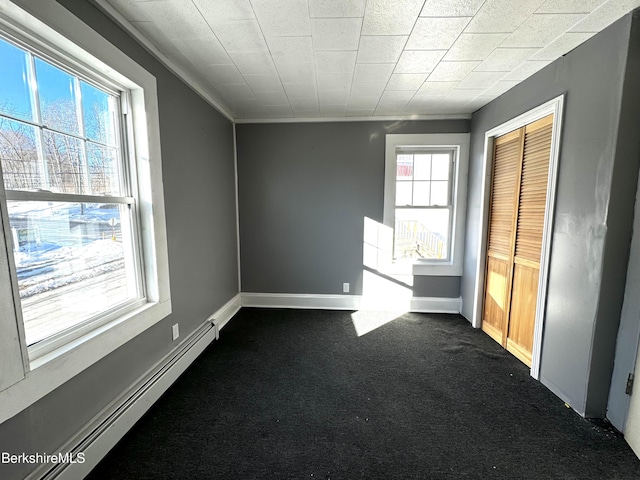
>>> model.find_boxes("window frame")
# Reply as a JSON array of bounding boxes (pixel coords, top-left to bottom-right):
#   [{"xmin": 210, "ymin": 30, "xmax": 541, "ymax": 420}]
[
  {"xmin": 0, "ymin": 33, "xmax": 149, "ymax": 357},
  {"xmin": 384, "ymin": 133, "xmax": 469, "ymax": 276},
  {"xmin": 0, "ymin": 0, "xmax": 171, "ymax": 424},
  {"xmin": 393, "ymin": 147, "xmax": 456, "ymax": 262}
]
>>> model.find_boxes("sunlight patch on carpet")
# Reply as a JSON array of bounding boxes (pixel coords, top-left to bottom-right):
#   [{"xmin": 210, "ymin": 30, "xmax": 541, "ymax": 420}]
[{"xmin": 352, "ymin": 270, "xmax": 412, "ymax": 336}]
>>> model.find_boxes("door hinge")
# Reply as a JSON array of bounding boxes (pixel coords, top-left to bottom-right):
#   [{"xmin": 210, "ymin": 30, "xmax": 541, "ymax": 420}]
[{"xmin": 626, "ymin": 373, "xmax": 635, "ymax": 395}]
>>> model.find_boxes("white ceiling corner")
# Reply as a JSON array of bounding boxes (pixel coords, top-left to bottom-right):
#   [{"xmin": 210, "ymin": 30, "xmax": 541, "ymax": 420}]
[{"xmin": 99, "ymin": 0, "xmax": 639, "ymax": 122}]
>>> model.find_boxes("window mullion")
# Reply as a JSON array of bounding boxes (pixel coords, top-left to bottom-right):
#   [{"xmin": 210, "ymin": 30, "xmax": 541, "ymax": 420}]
[
  {"xmin": 5, "ymin": 189, "xmax": 134, "ymax": 204},
  {"xmin": 28, "ymin": 51, "xmax": 49, "ymax": 190},
  {"xmin": 394, "ymin": 205, "xmax": 446, "ymax": 210},
  {"xmin": 410, "ymin": 154, "xmax": 415, "ymax": 207},
  {"xmin": 448, "ymin": 153, "xmax": 455, "ymax": 204},
  {"xmin": 74, "ymin": 77, "xmax": 91, "ymax": 195},
  {"xmin": 429, "ymin": 154, "xmax": 434, "ymax": 206},
  {"xmin": 118, "ymin": 94, "xmax": 131, "ymax": 196}
]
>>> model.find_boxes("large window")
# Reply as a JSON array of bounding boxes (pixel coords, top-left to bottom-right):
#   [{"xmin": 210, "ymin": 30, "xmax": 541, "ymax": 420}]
[
  {"xmin": 384, "ymin": 134, "xmax": 469, "ymax": 276},
  {"xmin": 0, "ymin": 35, "xmax": 143, "ymax": 352},
  {"xmin": 0, "ymin": 0, "xmax": 170, "ymax": 423}
]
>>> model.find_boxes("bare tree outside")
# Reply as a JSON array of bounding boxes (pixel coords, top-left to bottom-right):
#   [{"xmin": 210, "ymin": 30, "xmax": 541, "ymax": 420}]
[
  {"xmin": 0, "ymin": 109, "xmax": 40, "ymax": 190},
  {"xmin": 0, "ymin": 92, "xmax": 134, "ymax": 346}
]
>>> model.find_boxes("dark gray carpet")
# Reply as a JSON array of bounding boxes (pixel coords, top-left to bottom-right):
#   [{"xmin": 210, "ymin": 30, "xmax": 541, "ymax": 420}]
[{"xmin": 87, "ymin": 308, "xmax": 640, "ymax": 479}]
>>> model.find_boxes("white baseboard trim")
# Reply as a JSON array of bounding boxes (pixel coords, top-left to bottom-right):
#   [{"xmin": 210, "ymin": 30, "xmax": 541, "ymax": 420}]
[
  {"xmin": 241, "ymin": 293, "xmax": 461, "ymax": 314},
  {"xmin": 29, "ymin": 294, "xmax": 241, "ymax": 480},
  {"xmin": 409, "ymin": 296, "xmax": 462, "ymax": 313},
  {"xmin": 241, "ymin": 292, "xmax": 361, "ymax": 310}
]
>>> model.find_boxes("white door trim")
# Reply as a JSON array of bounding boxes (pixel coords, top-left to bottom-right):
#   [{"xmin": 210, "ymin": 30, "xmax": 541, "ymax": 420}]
[
  {"xmin": 624, "ymin": 337, "xmax": 640, "ymax": 457},
  {"xmin": 471, "ymin": 94, "xmax": 565, "ymax": 379}
]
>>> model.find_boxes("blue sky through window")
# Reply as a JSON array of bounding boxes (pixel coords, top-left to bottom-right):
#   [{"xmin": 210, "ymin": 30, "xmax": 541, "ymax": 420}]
[
  {"xmin": 1, "ymin": 36, "xmax": 117, "ymax": 144},
  {"xmin": 34, "ymin": 57, "xmax": 80, "ymax": 135},
  {"xmin": 1, "ymin": 35, "xmax": 121, "ymax": 194},
  {"xmin": 0, "ymin": 38, "xmax": 33, "ymax": 122}
]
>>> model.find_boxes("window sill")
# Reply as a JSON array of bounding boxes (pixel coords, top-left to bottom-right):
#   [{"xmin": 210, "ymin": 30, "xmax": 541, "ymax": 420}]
[
  {"xmin": 380, "ymin": 259, "xmax": 462, "ymax": 277},
  {"xmin": 0, "ymin": 298, "xmax": 171, "ymax": 424},
  {"xmin": 29, "ymin": 299, "xmax": 171, "ymax": 369},
  {"xmin": 413, "ymin": 261, "xmax": 462, "ymax": 276}
]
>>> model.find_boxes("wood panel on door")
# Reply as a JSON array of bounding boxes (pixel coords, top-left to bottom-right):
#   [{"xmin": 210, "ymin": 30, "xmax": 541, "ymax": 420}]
[
  {"xmin": 482, "ymin": 115, "xmax": 553, "ymax": 367},
  {"xmin": 482, "ymin": 128, "xmax": 522, "ymax": 346}
]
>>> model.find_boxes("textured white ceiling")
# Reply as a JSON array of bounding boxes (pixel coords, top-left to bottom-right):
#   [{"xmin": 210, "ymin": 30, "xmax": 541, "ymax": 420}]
[{"xmin": 102, "ymin": 0, "xmax": 640, "ymax": 121}]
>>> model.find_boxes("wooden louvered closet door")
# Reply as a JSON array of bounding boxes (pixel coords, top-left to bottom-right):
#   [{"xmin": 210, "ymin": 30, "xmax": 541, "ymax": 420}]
[{"xmin": 482, "ymin": 114, "xmax": 553, "ymax": 367}]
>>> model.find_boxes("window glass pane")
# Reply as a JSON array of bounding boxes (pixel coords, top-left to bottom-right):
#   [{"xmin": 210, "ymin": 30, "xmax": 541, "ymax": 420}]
[
  {"xmin": 0, "ymin": 117, "xmax": 42, "ymax": 190},
  {"xmin": 81, "ymin": 81, "xmax": 117, "ymax": 146},
  {"xmin": 87, "ymin": 143, "xmax": 121, "ymax": 195},
  {"xmin": 0, "ymin": 38, "xmax": 34, "ymax": 122},
  {"xmin": 412, "ymin": 180, "xmax": 431, "ymax": 206},
  {"xmin": 430, "ymin": 181, "xmax": 449, "ymax": 206},
  {"xmin": 396, "ymin": 181, "xmax": 412, "ymax": 206},
  {"xmin": 35, "ymin": 58, "xmax": 80, "ymax": 136},
  {"xmin": 396, "ymin": 154, "xmax": 413, "ymax": 180},
  {"xmin": 413, "ymin": 154, "xmax": 431, "ymax": 180},
  {"xmin": 43, "ymin": 130, "xmax": 86, "ymax": 194},
  {"xmin": 431, "ymin": 153, "xmax": 451, "ymax": 181},
  {"xmin": 8, "ymin": 201, "xmax": 139, "ymax": 346},
  {"xmin": 394, "ymin": 208, "xmax": 450, "ymax": 260}
]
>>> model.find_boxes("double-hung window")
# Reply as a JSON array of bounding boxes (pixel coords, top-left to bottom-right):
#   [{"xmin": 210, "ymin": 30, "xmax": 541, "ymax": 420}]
[
  {"xmin": 393, "ymin": 148, "xmax": 454, "ymax": 261},
  {"xmin": 0, "ymin": 36, "xmax": 143, "ymax": 352},
  {"xmin": 384, "ymin": 134, "xmax": 469, "ymax": 276},
  {"xmin": 0, "ymin": 0, "xmax": 170, "ymax": 423}
]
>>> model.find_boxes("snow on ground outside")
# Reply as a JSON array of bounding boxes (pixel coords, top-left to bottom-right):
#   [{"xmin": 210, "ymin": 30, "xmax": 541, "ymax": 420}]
[{"xmin": 9, "ymin": 202, "xmax": 135, "ymax": 345}]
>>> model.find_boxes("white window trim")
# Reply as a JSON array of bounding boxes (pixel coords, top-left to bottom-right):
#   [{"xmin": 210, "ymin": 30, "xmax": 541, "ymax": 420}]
[
  {"xmin": 0, "ymin": 0, "xmax": 171, "ymax": 424},
  {"xmin": 384, "ymin": 133, "xmax": 469, "ymax": 276}
]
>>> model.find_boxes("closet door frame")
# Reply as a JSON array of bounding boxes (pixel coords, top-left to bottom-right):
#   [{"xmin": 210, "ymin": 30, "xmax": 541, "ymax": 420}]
[{"xmin": 471, "ymin": 95, "xmax": 564, "ymax": 379}]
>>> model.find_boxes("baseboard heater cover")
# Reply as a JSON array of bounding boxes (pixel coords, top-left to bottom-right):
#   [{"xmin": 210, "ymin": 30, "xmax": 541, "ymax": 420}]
[{"xmin": 29, "ymin": 294, "xmax": 241, "ymax": 480}]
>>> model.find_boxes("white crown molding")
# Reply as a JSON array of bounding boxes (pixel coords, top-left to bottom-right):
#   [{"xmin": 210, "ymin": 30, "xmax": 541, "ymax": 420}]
[
  {"xmin": 91, "ymin": 0, "xmax": 235, "ymax": 123},
  {"xmin": 234, "ymin": 113, "xmax": 472, "ymax": 124},
  {"xmin": 80, "ymin": 3, "xmax": 475, "ymax": 126}
]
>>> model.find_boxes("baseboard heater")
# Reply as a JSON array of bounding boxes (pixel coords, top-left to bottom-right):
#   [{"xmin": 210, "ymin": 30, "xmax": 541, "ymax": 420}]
[{"xmin": 30, "ymin": 319, "xmax": 218, "ymax": 480}]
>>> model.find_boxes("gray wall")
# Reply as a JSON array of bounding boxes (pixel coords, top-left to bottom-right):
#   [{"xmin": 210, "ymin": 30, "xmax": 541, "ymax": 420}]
[
  {"xmin": 587, "ymin": 12, "xmax": 640, "ymax": 417},
  {"xmin": 236, "ymin": 120, "xmax": 468, "ymax": 299},
  {"xmin": 0, "ymin": 1, "xmax": 239, "ymax": 479},
  {"xmin": 607, "ymin": 165, "xmax": 640, "ymax": 430},
  {"xmin": 461, "ymin": 12, "xmax": 640, "ymax": 417},
  {"xmin": 605, "ymin": 13, "xmax": 640, "ymax": 429}
]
